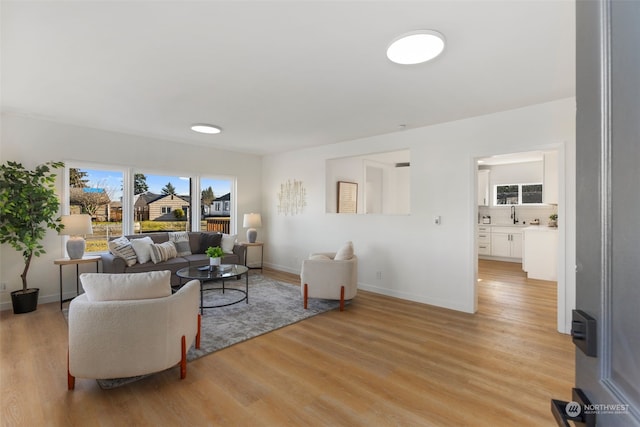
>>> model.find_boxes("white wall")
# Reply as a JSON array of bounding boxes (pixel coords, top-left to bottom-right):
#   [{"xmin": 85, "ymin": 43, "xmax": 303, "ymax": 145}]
[
  {"xmin": 489, "ymin": 161, "xmax": 542, "ymax": 185},
  {"xmin": 262, "ymin": 98, "xmax": 576, "ymax": 327},
  {"xmin": 0, "ymin": 113, "xmax": 262, "ymax": 309}
]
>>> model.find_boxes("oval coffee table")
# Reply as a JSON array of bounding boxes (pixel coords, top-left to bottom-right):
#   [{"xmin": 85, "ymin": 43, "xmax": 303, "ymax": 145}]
[{"xmin": 176, "ymin": 264, "xmax": 249, "ymax": 314}]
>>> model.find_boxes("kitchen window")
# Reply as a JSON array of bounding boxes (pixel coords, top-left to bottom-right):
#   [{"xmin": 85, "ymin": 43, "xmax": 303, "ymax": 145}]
[{"xmin": 495, "ymin": 183, "xmax": 543, "ymax": 205}]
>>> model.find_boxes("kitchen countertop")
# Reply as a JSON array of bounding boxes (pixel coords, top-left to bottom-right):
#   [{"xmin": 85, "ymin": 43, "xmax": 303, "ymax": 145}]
[
  {"xmin": 523, "ymin": 225, "xmax": 558, "ymax": 231},
  {"xmin": 477, "ymin": 223, "xmax": 528, "ymax": 227}
]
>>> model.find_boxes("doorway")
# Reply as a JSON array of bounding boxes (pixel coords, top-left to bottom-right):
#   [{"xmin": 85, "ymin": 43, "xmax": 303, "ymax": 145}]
[{"xmin": 473, "ymin": 147, "xmax": 568, "ymax": 333}]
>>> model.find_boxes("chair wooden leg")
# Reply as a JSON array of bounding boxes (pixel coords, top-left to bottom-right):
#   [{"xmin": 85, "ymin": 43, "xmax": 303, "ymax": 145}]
[
  {"xmin": 196, "ymin": 314, "xmax": 201, "ymax": 349},
  {"xmin": 340, "ymin": 286, "xmax": 345, "ymax": 312},
  {"xmin": 67, "ymin": 350, "xmax": 75, "ymax": 390},
  {"xmin": 303, "ymin": 283, "xmax": 308, "ymax": 309},
  {"xmin": 180, "ymin": 335, "xmax": 187, "ymax": 379}
]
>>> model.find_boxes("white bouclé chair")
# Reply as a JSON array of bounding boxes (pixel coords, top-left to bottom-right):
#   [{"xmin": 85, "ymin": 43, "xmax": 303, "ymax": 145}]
[
  {"xmin": 67, "ymin": 270, "xmax": 201, "ymax": 390},
  {"xmin": 300, "ymin": 241, "xmax": 358, "ymax": 311}
]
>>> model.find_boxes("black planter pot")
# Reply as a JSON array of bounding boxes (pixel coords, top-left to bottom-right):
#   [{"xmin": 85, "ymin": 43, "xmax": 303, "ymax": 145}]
[{"xmin": 11, "ymin": 288, "xmax": 40, "ymax": 314}]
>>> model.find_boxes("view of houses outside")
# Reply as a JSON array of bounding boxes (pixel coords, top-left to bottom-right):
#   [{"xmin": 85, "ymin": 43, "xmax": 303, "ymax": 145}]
[{"xmin": 68, "ymin": 168, "xmax": 232, "ymax": 252}]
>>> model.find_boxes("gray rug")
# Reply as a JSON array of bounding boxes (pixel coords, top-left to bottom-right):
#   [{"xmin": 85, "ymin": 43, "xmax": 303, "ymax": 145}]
[{"xmin": 64, "ymin": 274, "xmax": 341, "ymax": 389}]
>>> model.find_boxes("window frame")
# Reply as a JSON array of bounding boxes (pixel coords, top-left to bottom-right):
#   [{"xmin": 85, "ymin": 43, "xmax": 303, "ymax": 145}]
[{"xmin": 63, "ymin": 164, "xmax": 238, "ymax": 253}]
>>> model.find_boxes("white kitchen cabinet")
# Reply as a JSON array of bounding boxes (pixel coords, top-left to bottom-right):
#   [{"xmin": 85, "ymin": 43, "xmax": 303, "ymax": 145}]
[
  {"xmin": 477, "ymin": 225, "xmax": 491, "ymax": 255},
  {"xmin": 543, "ymin": 151, "xmax": 558, "ymax": 204},
  {"xmin": 490, "ymin": 227, "xmax": 523, "ymax": 259},
  {"xmin": 523, "ymin": 226, "xmax": 558, "ymax": 280},
  {"xmin": 477, "ymin": 169, "xmax": 490, "ymax": 206}
]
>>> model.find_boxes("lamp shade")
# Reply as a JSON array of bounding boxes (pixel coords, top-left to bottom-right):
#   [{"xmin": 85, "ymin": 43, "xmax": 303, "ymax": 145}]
[
  {"xmin": 243, "ymin": 213, "xmax": 262, "ymax": 229},
  {"xmin": 59, "ymin": 214, "xmax": 93, "ymax": 236}
]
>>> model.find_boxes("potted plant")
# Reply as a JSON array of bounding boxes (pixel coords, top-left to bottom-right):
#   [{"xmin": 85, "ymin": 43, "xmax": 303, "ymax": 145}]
[
  {"xmin": 0, "ymin": 161, "xmax": 65, "ymax": 314},
  {"xmin": 205, "ymin": 246, "xmax": 224, "ymax": 269},
  {"xmin": 549, "ymin": 213, "xmax": 558, "ymax": 227}
]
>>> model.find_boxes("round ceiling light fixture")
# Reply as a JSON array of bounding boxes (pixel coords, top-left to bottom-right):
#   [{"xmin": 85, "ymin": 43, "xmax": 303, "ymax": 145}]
[
  {"xmin": 386, "ymin": 30, "xmax": 445, "ymax": 65},
  {"xmin": 191, "ymin": 123, "xmax": 222, "ymax": 134}
]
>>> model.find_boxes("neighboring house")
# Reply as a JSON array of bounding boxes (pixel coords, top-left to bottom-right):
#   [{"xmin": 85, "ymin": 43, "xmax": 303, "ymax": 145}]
[
  {"xmin": 202, "ymin": 193, "xmax": 231, "ymax": 217},
  {"xmin": 134, "ymin": 192, "xmax": 190, "ymax": 221}
]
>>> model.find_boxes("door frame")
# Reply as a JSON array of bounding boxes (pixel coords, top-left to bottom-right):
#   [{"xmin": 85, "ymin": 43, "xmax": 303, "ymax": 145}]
[{"xmin": 471, "ymin": 144, "xmax": 571, "ymax": 333}]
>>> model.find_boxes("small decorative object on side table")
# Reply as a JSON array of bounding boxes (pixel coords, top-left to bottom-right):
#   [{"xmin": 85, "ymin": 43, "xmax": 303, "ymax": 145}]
[
  {"xmin": 54, "ymin": 256, "xmax": 100, "ymax": 309},
  {"xmin": 241, "ymin": 241, "xmax": 264, "ymax": 270}
]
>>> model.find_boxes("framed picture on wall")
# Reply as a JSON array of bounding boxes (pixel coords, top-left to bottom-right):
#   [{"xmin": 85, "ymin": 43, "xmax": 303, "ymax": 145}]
[{"xmin": 337, "ymin": 181, "xmax": 358, "ymax": 213}]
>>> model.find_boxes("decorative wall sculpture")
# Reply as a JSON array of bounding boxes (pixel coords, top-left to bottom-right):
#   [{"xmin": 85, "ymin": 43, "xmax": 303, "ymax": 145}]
[{"xmin": 277, "ymin": 179, "xmax": 306, "ymax": 215}]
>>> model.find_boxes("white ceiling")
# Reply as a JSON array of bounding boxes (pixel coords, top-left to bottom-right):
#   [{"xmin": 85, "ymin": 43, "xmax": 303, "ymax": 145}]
[{"xmin": 1, "ymin": 1, "xmax": 575, "ymax": 156}]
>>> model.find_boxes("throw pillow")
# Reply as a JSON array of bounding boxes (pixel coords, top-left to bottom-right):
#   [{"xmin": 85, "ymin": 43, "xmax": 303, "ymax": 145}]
[
  {"xmin": 80, "ymin": 271, "xmax": 172, "ymax": 302},
  {"xmin": 168, "ymin": 231, "xmax": 192, "ymax": 256},
  {"xmin": 108, "ymin": 236, "xmax": 138, "ymax": 267},
  {"xmin": 221, "ymin": 234, "xmax": 237, "ymax": 254},
  {"xmin": 130, "ymin": 236, "xmax": 154, "ymax": 264},
  {"xmin": 334, "ymin": 241, "xmax": 354, "ymax": 260},
  {"xmin": 199, "ymin": 232, "xmax": 223, "ymax": 253},
  {"xmin": 149, "ymin": 241, "xmax": 178, "ymax": 264}
]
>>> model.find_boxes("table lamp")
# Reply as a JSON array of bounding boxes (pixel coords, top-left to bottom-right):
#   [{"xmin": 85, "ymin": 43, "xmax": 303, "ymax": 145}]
[
  {"xmin": 243, "ymin": 213, "xmax": 262, "ymax": 243},
  {"xmin": 59, "ymin": 214, "xmax": 93, "ymax": 259}
]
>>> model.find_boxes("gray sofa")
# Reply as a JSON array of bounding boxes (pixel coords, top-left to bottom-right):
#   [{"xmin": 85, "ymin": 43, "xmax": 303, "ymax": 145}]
[{"xmin": 101, "ymin": 232, "xmax": 246, "ymax": 286}]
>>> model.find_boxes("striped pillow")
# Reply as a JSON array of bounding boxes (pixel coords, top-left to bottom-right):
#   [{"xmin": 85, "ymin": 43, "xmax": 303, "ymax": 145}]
[
  {"xmin": 168, "ymin": 231, "xmax": 192, "ymax": 257},
  {"xmin": 149, "ymin": 241, "xmax": 178, "ymax": 264},
  {"xmin": 108, "ymin": 236, "xmax": 138, "ymax": 267}
]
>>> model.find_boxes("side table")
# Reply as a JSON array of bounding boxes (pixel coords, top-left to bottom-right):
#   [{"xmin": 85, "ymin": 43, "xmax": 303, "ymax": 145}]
[
  {"xmin": 241, "ymin": 242, "xmax": 264, "ymax": 270},
  {"xmin": 55, "ymin": 256, "xmax": 100, "ymax": 309}
]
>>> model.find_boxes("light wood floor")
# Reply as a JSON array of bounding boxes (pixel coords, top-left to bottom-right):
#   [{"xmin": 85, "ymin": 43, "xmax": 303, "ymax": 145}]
[{"xmin": 0, "ymin": 260, "xmax": 574, "ymax": 426}]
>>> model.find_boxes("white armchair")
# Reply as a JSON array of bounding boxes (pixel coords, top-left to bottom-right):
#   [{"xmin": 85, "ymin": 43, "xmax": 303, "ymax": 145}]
[
  {"xmin": 67, "ymin": 271, "xmax": 201, "ymax": 390},
  {"xmin": 300, "ymin": 246, "xmax": 358, "ymax": 311}
]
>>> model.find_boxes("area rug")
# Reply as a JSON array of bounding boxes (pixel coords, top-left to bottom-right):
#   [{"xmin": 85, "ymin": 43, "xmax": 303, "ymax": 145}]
[{"xmin": 63, "ymin": 274, "xmax": 340, "ymax": 389}]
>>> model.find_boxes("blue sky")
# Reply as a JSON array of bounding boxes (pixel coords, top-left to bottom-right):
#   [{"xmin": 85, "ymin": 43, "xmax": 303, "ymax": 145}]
[{"xmin": 80, "ymin": 169, "xmax": 231, "ymax": 201}]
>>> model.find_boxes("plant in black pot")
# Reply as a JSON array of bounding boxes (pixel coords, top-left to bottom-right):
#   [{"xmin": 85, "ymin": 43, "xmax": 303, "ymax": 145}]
[{"xmin": 0, "ymin": 161, "xmax": 65, "ymax": 314}]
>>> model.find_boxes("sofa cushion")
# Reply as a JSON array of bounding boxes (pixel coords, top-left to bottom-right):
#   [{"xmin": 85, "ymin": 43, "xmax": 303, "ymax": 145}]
[
  {"xmin": 80, "ymin": 271, "xmax": 172, "ymax": 302},
  {"xmin": 199, "ymin": 232, "xmax": 223, "ymax": 253},
  {"xmin": 130, "ymin": 236, "xmax": 154, "ymax": 264},
  {"xmin": 221, "ymin": 234, "xmax": 237, "ymax": 254},
  {"xmin": 334, "ymin": 241, "xmax": 354, "ymax": 260},
  {"xmin": 128, "ymin": 233, "xmax": 169, "ymax": 244},
  {"xmin": 169, "ymin": 231, "xmax": 192, "ymax": 256},
  {"xmin": 149, "ymin": 241, "xmax": 178, "ymax": 264},
  {"xmin": 126, "ymin": 256, "xmax": 189, "ymax": 274},
  {"xmin": 108, "ymin": 236, "xmax": 138, "ymax": 267},
  {"xmin": 309, "ymin": 254, "xmax": 331, "ymax": 261}
]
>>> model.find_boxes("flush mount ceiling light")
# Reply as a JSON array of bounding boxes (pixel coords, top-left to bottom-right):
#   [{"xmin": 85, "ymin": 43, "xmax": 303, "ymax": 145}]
[
  {"xmin": 387, "ymin": 30, "xmax": 445, "ymax": 65},
  {"xmin": 191, "ymin": 124, "xmax": 221, "ymax": 134}
]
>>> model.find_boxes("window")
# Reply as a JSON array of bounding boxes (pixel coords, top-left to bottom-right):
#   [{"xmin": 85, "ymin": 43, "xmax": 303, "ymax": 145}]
[
  {"xmin": 495, "ymin": 183, "xmax": 543, "ymax": 205},
  {"xmin": 65, "ymin": 164, "xmax": 237, "ymax": 246},
  {"xmin": 133, "ymin": 173, "xmax": 191, "ymax": 232},
  {"xmin": 66, "ymin": 165, "xmax": 125, "ymax": 253},
  {"xmin": 201, "ymin": 177, "xmax": 233, "ymax": 233}
]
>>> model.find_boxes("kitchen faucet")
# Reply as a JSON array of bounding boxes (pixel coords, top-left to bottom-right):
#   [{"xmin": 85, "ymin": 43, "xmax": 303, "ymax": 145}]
[{"xmin": 511, "ymin": 205, "xmax": 518, "ymax": 224}]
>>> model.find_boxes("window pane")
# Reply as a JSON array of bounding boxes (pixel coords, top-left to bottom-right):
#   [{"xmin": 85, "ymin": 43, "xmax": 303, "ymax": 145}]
[
  {"xmin": 522, "ymin": 184, "xmax": 543, "ymax": 204},
  {"xmin": 69, "ymin": 167, "xmax": 123, "ymax": 253},
  {"xmin": 133, "ymin": 174, "xmax": 191, "ymax": 233},
  {"xmin": 496, "ymin": 185, "xmax": 519, "ymax": 205},
  {"xmin": 201, "ymin": 177, "xmax": 233, "ymax": 233}
]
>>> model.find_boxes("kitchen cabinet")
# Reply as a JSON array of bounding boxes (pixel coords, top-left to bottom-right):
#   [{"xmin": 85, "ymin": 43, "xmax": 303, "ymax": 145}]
[
  {"xmin": 490, "ymin": 227, "xmax": 522, "ymax": 259},
  {"xmin": 523, "ymin": 226, "xmax": 558, "ymax": 280},
  {"xmin": 477, "ymin": 225, "xmax": 491, "ymax": 255},
  {"xmin": 477, "ymin": 169, "xmax": 490, "ymax": 206},
  {"xmin": 543, "ymin": 151, "xmax": 558, "ymax": 204}
]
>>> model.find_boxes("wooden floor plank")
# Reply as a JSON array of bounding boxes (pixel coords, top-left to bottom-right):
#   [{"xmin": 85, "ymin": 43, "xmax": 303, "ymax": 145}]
[{"xmin": 0, "ymin": 260, "xmax": 573, "ymax": 426}]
